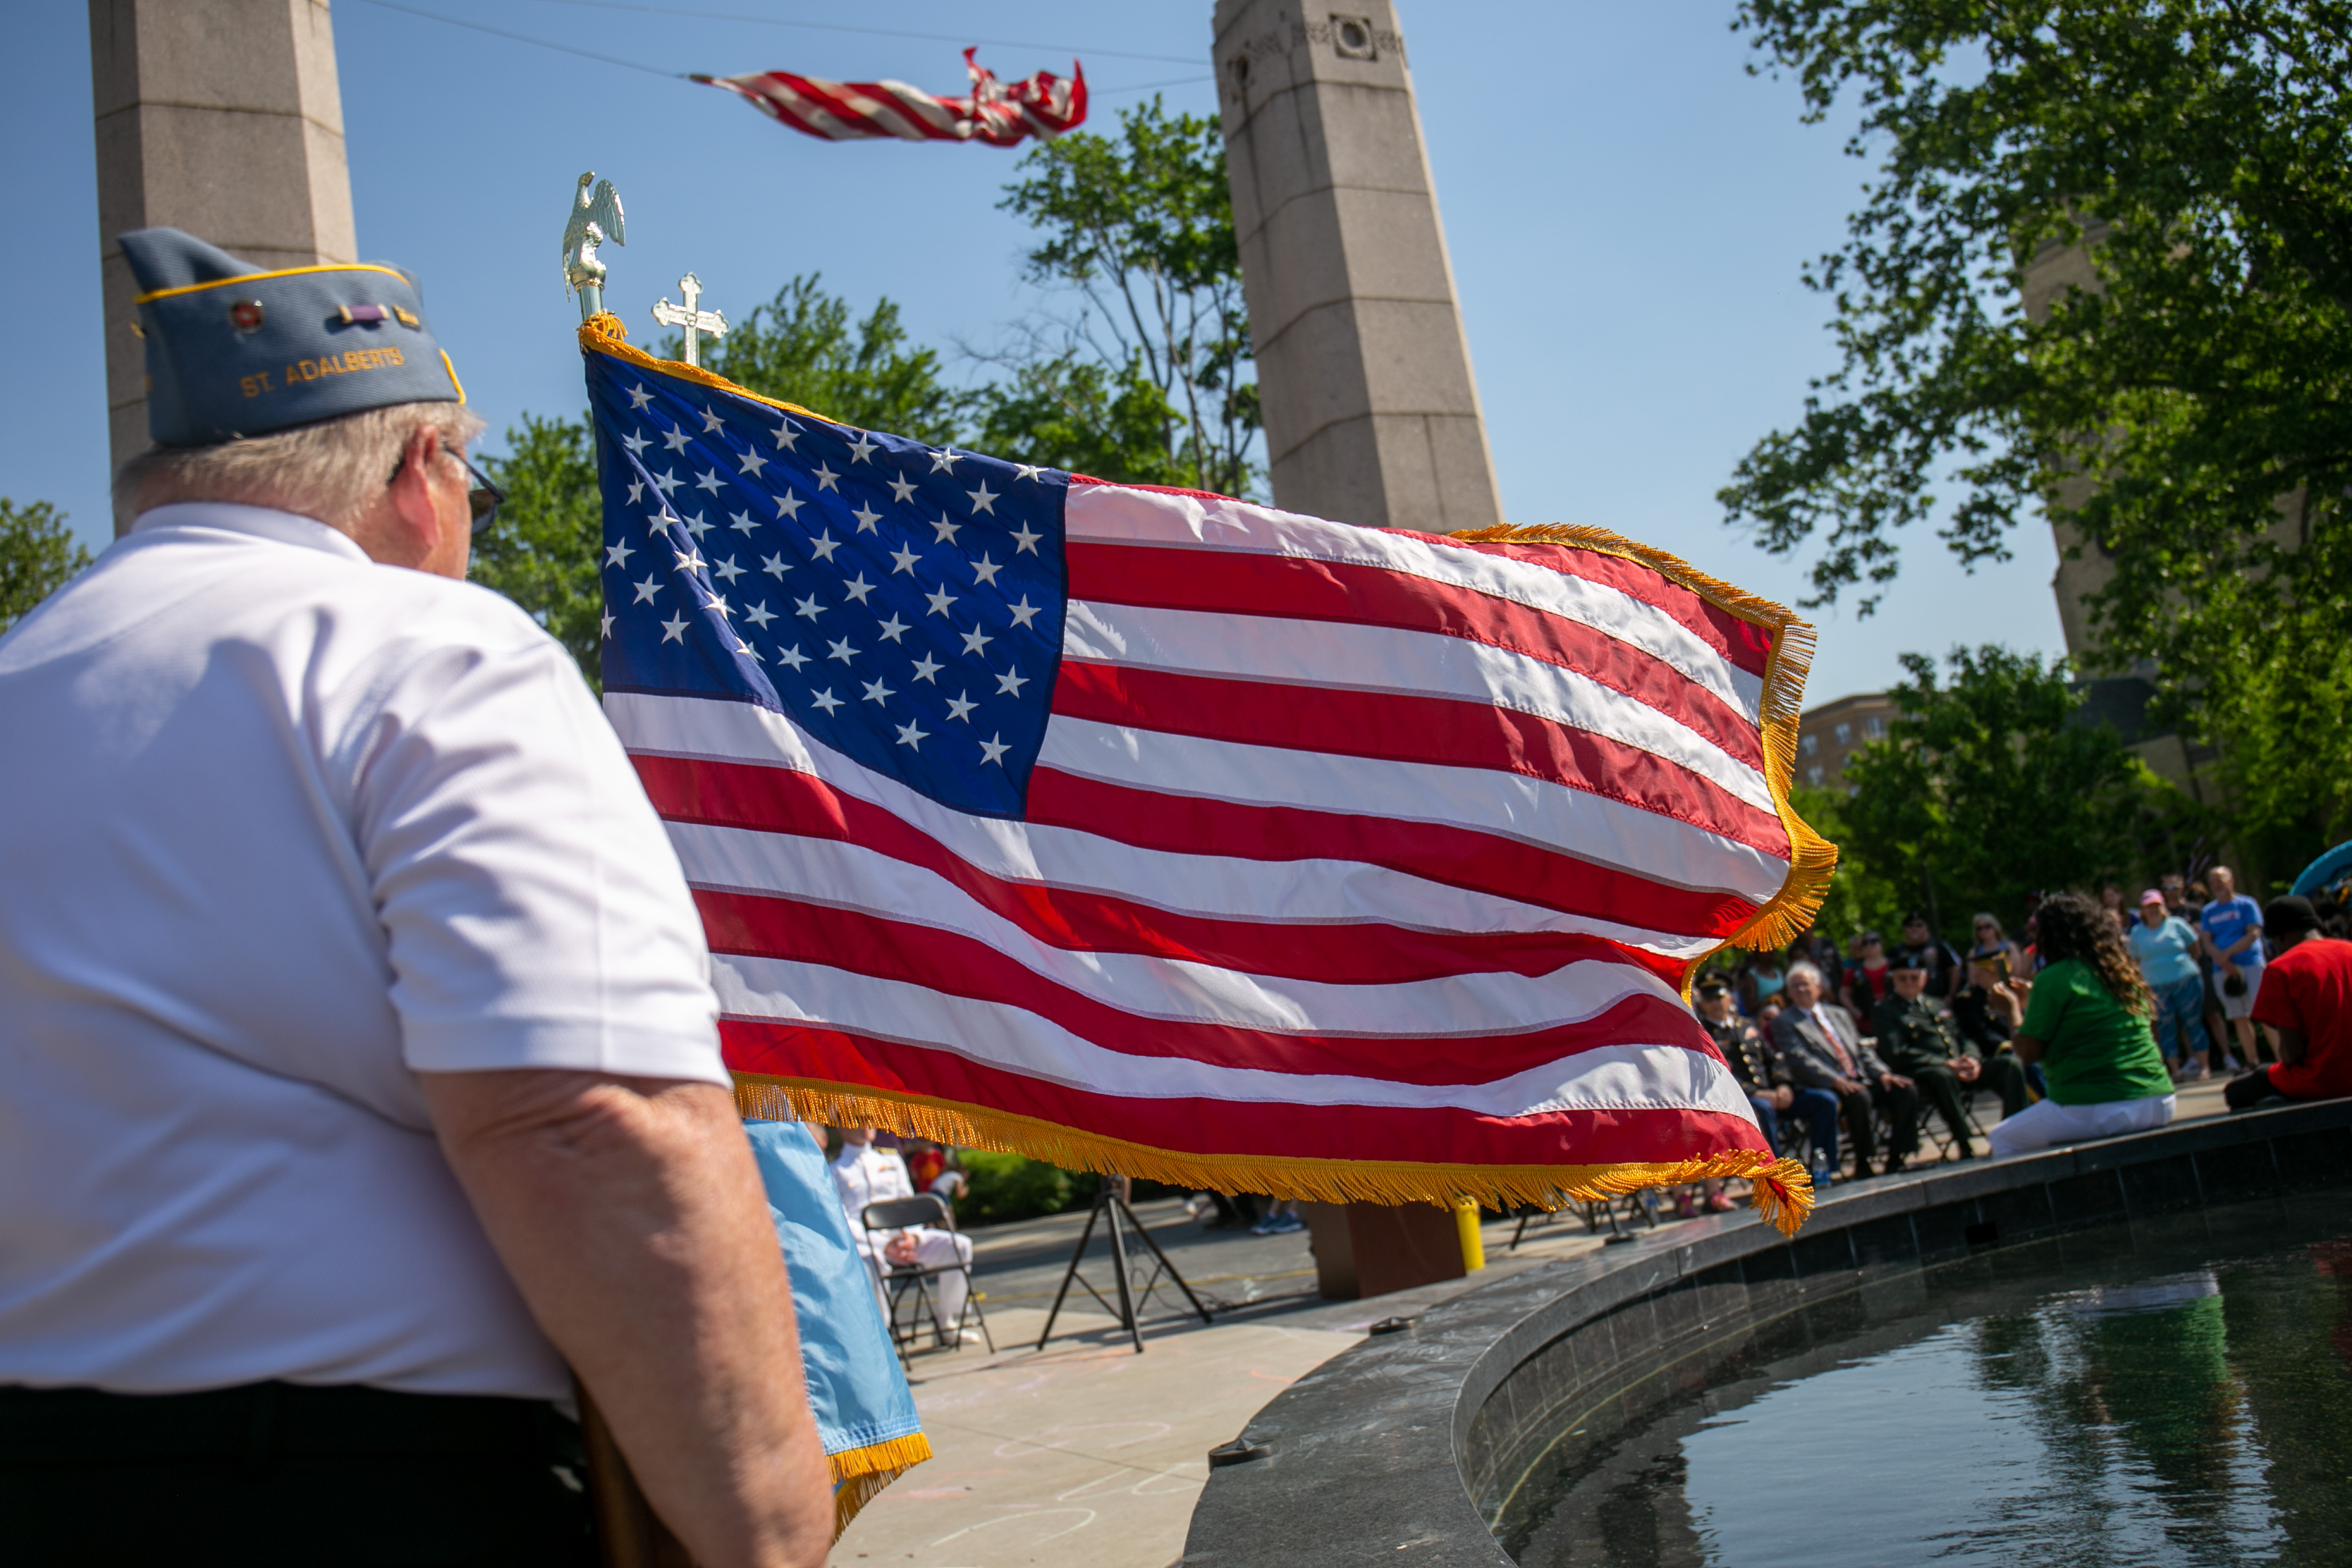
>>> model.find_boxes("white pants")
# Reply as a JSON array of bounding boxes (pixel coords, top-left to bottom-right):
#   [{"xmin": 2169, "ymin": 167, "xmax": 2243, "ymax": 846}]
[
  {"xmin": 1986, "ymin": 1092, "xmax": 2176, "ymax": 1157},
  {"xmin": 873, "ymin": 1227, "xmax": 973, "ymax": 1334}
]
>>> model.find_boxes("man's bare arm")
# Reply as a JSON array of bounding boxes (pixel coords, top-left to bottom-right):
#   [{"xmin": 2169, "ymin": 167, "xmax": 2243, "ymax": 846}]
[{"xmin": 421, "ymin": 1070, "xmax": 832, "ymax": 1568}]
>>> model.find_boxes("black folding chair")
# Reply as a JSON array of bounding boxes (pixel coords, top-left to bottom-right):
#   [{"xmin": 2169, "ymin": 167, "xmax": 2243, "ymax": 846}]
[
  {"xmin": 860, "ymin": 1193, "xmax": 994, "ymax": 1366},
  {"xmin": 1911, "ymin": 1084, "xmax": 1992, "ymax": 1162}
]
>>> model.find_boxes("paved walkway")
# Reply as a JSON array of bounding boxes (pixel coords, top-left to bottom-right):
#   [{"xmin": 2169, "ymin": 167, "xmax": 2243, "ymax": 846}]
[{"xmin": 829, "ymin": 1070, "xmax": 2242, "ymax": 1566}]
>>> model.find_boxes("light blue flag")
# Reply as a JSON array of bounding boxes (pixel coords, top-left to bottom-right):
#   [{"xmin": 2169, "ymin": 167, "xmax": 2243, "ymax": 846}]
[{"xmin": 743, "ymin": 1120, "xmax": 928, "ymax": 1535}]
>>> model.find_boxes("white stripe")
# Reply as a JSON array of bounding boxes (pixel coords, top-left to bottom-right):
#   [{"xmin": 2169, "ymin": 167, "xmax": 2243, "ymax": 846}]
[
  {"xmin": 715, "ymin": 955, "xmax": 1758, "ymax": 1118},
  {"xmin": 672, "ymin": 823, "xmax": 1686, "ymax": 1036},
  {"xmin": 1063, "ymin": 599, "xmax": 1773, "ymax": 813},
  {"xmin": 605, "ymin": 691, "xmax": 1782, "ymax": 914},
  {"xmin": 1065, "ymin": 483, "xmax": 1767, "ymax": 723},
  {"xmin": 1038, "ymin": 716, "xmax": 1788, "ymax": 900}
]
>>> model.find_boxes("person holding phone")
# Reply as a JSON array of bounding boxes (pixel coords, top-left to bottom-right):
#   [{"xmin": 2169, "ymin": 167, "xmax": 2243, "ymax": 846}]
[{"xmin": 1982, "ymin": 893, "xmax": 2177, "ymax": 1156}]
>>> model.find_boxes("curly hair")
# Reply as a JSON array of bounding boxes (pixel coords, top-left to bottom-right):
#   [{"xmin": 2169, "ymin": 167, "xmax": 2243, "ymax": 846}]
[{"xmin": 2032, "ymin": 891, "xmax": 2153, "ymax": 1016}]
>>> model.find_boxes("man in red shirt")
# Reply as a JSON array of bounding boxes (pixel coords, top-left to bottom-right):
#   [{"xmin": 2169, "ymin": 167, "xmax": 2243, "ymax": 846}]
[{"xmin": 2226, "ymin": 896, "xmax": 2352, "ymax": 1110}]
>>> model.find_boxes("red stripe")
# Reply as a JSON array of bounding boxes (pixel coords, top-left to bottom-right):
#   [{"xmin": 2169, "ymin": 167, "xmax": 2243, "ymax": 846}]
[
  {"xmin": 1067, "ymin": 541, "xmax": 1766, "ymax": 771},
  {"xmin": 634, "ymin": 755, "xmax": 1685, "ymax": 986},
  {"xmin": 1051, "ymin": 661, "xmax": 1788, "ymax": 857},
  {"xmin": 723, "ymin": 1021, "xmax": 1772, "ymax": 1165},
  {"xmin": 699, "ymin": 891, "xmax": 1716, "ymax": 1086},
  {"xmin": 1443, "ymin": 538, "xmax": 1778, "ymax": 679},
  {"xmin": 632, "ymin": 753, "xmax": 1764, "ymax": 938},
  {"xmin": 1026, "ymin": 769, "xmax": 1764, "ymax": 934}
]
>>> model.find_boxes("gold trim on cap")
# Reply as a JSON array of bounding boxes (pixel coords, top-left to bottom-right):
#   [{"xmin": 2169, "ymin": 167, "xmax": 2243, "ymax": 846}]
[{"xmin": 134, "ymin": 262, "xmax": 414, "ymax": 305}]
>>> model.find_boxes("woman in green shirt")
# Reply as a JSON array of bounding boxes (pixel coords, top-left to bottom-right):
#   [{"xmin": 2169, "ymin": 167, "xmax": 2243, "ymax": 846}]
[{"xmin": 1983, "ymin": 891, "xmax": 2177, "ymax": 1157}]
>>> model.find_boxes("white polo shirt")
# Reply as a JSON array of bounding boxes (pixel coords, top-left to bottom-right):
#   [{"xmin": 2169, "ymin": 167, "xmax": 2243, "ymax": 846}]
[{"xmin": 0, "ymin": 503, "xmax": 727, "ymax": 1401}]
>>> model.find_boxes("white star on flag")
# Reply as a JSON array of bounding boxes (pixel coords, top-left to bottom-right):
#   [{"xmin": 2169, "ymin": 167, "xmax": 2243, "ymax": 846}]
[
  {"xmin": 606, "ymin": 540, "xmax": 636, "ymax": 569},
  {"xmin": 660, "ymin": 612, "xmax": 689, "ymax": 642},
  {"xmin": 625, "ymin": 384, "xmax": 654, "ymax": 410},
  {"xmin": 895, "ymin": 718, "xmax": 929, "ymax": 749},
  {"xmin": 978, "ymin": 734, "xmax": 1010, "ymax": 765}
]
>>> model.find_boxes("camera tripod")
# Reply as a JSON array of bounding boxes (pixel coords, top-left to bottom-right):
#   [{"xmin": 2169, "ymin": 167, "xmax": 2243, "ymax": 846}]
[{"xmin": 1036, "ymin": 1176, "xmax": 1213, "ymax": 1353}]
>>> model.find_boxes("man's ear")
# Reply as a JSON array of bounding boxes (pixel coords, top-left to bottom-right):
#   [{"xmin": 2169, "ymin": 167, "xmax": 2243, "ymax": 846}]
[{"xmin": 387, "ymin": 426, "xmax": 447, "ymax": 556}]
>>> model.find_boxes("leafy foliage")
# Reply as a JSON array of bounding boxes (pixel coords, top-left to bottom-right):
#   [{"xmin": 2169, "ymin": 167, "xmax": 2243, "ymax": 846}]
[
  {"xmin": 474, "ymin": 414, "xmax": 604, "ymax": 688},
  {"xmin": 0, "ymin": 499, "xmax": 91, "ymax": 637},
  {"xmin": 951, "ymin": 1150, "xmax": 1085, "ymax": 1226},
  {"xmin": 996, "ymin": 98, "xmax": 1260, "ymax": 495},
  {"xmin": 1723, "ymin": 2, "xmax": 2352, "ymax": 863},
  {"xmin": 1839, "ymin": 645, "xmax": 2204, "ymax": 938},
  {"xmin": 1789, "ymin": 782, "xmax": 1910, "ymax": 942},
  {"xmin": 677, "ymin": 275, "xmax": 966, "ymax": 444}
]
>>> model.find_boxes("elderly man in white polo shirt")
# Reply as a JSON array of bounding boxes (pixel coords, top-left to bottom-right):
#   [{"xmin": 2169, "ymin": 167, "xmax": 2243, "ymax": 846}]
[{"xmin": 0, "ymin": 229, "xmax": 829, "ymax": 1566}]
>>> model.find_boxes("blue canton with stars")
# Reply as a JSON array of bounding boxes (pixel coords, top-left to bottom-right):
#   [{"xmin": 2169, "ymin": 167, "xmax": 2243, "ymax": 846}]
[{"xmin": 587, "ymin": 348, "xmax": 1068, "ymax": 818}]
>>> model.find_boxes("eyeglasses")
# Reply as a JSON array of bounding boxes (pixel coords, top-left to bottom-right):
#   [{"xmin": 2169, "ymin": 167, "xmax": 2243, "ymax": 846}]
[
  {"xmin": 390, "ymin": 440, "xmax": 506, "ymax": 536},
  {"xmin": 461, "ymin": 456, "xmax": 506, "ymax": 536}
]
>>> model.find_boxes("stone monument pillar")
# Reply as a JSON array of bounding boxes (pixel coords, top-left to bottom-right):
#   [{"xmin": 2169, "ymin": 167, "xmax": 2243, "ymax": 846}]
[
  {"xmin": 89, "ymin": 0, "xmax": 357, "ymax": 529},
  {"xmin": 1212, "ymin": 0, "xmax": 1502, "ymax": 534}
]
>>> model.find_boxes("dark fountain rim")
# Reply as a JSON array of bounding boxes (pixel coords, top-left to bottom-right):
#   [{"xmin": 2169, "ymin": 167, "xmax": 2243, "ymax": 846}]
[{"xmin": 1178, "ymin": 1097, "xmax": 2352, "ymax": 1568}]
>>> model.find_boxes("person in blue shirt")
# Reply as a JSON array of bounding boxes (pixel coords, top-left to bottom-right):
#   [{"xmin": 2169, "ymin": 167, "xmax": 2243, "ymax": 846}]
[
  {"xmin": 2200, "ymin": 866, "xmax": 2271, "ymax": 1066},
  {"xmin": 2128, "ymin": 889, "xmax": 2210, "ymax": 1079}
]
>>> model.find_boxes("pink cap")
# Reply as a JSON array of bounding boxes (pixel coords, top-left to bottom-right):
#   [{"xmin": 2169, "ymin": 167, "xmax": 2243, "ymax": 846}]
[{"xmin": 2139, "ymin": 888, "xmax": 2166, "ymax": 907}]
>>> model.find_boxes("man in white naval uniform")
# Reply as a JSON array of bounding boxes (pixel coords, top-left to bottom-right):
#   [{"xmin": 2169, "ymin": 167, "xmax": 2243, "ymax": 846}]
[
  {"xmin": 0, "ymin": 229, "xmax": 830, "ymax": 1566},
  {"xmin": 829, "ymin": 1130, "xmax": 975, "ymax": 1346}
]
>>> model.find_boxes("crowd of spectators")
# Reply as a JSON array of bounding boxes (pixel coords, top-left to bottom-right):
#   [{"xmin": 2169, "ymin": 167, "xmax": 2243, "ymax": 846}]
[{"xmin": 1699, "ymin": 871, "xmax": 2352, "ymax": 1182}]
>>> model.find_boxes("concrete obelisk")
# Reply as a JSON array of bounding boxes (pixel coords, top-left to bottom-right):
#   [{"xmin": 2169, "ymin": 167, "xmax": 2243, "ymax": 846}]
[
  {"xmin": 1212, "ymin": 0, "xmax": 1502, "ymax": 534},
  {"xmin": 89, "ymin": 0, "xmax": 358, "ymax": 530}
]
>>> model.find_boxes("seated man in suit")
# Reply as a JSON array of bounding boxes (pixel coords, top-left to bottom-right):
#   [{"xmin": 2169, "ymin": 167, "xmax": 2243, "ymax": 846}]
[
  {"xmin": 1869, "ymin": 957, "xmax": 2030, "ymax": 1160},
  {"xmin": 1695, "ymin": 974, "xmax": 1841, "ymax": 1170},
  {"xmin": 1771, "ymin": 962, "xmax": 1920, "ymax": 1179}
]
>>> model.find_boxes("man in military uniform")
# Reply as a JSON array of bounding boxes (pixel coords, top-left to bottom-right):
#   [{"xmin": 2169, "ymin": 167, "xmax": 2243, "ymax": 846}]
[
  {"xmin": 0, "ymin": 230, "xmax": 831, "ymax": 1565},
  {"xmin": 1868, "ymin": 956, "xmax": 2030, "ymax": 1160}
]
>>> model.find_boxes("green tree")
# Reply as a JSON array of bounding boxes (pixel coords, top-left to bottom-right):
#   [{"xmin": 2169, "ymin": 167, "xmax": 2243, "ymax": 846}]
[
  {"xmin": 1839, "ymin": 645, "xmax": 2197, "ymax": 936},
  {"xmin": 680, "ymin": 275, "xmax": 965, "ymax": 443},
  {"xmin": 1788, "ymin": 782, "xmax": 1908, "ymax": 943},
  {"xmin": 970, "ymin": 351, "xmax": 1194, "ymax": 485},
  {"xmin": 0, "ymin": 499, "xmax": 91, "ymax": 637},
  {"xmin": 1721, "ymin": 1, "xmax": 2352, "ymax": 860},
  {"xmin": 473, "ymin": 414, "xmax": 603, "ymax": 687},
  {"xmin": 995, "ymin": 97, "xmax": 1260, "ymax": 495}
]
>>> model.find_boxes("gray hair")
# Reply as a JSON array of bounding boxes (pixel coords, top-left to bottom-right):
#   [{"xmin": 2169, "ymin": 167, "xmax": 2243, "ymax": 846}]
[
  {"xmin": 113, "ymin": 401, "xmax": 484, "ymax": 532},
  {"xmin": 1784, "ymin": 961, "xmax": 1827, "ymax": 989}
]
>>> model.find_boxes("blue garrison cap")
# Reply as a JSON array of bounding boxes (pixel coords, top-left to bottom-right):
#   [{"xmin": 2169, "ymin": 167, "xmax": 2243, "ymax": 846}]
[{"xmin": 121, "ymin": 228, "xmax": 465, "ymax": 448}]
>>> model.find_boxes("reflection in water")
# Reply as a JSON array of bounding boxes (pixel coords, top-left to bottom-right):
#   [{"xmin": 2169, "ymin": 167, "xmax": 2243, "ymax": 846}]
[{"xmin": 1509, "ymin": 1208, "xmax": 2352, "ymax": 1567}]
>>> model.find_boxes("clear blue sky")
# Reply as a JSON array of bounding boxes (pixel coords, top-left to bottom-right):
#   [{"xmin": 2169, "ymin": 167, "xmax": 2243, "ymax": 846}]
[{"xmin": 0, "ymin": 0, "xmax": 2063, "ymax": 704}]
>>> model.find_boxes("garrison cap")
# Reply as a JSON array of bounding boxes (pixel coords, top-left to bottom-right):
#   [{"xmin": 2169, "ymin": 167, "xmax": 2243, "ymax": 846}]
[{"xmin": 121, "ymin": 228, "xmax": 465, "ymax": 448}]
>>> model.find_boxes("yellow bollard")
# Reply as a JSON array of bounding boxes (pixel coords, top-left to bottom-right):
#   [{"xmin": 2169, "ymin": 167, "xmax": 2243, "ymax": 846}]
[{"xmin": 1454, "ymin": 1197, "xmax": 1485, "ymax": 1272}]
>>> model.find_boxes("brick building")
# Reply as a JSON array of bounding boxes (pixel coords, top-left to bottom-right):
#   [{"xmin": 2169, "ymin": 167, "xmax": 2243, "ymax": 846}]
[{"xmin": 1794, "ymin": 692, "xmax": 1896, "ymax": 793}]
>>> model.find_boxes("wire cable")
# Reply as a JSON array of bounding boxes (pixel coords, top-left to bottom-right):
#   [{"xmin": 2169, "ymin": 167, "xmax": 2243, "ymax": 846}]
[
  {"xmin": 356, "ymin": 0, "xmax": 1210, "ymax": 96},
  {"xmin": 516, "ymin": 0, "xmax": 1204, "ymax": 65}
]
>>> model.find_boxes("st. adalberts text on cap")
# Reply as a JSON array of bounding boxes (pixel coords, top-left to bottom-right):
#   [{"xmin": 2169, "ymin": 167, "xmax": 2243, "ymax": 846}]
[{"xmin": 120, "ymin": 228, "xmax": 466, "ymax": 448}]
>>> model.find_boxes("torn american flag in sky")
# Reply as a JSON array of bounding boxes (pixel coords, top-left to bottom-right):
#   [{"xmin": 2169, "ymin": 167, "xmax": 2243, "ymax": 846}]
[{"xmin": 579, "ymin": 314, "xmax": 1827, "ymax": 1233}]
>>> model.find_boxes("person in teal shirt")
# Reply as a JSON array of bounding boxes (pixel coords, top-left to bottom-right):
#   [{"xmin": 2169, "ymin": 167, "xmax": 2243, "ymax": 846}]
[
  {"xmin": 1984, "ymin": 892, "xmax": 2177, "ymax": 1156},
  {"xmin": 2127, "ymin": 889, "xmax": 2211, "ymax": 1077}
]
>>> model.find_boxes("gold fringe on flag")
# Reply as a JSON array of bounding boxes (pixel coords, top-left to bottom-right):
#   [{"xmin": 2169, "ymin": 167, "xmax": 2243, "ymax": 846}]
[
  {"xmin": 828, "ymin": 1431, "xmax": 934, "ymax": 1539},
  {"xmin": 738, "ymin": 1076, "xmax": 1815, "ymax": 1237},
  {"xmin": 1447, "ymin": 523, "xmax": 1839, "ymax": 960},
  {"xmin": 581, "ymin": 311, "xmax": 849, "ymax": 430}
]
